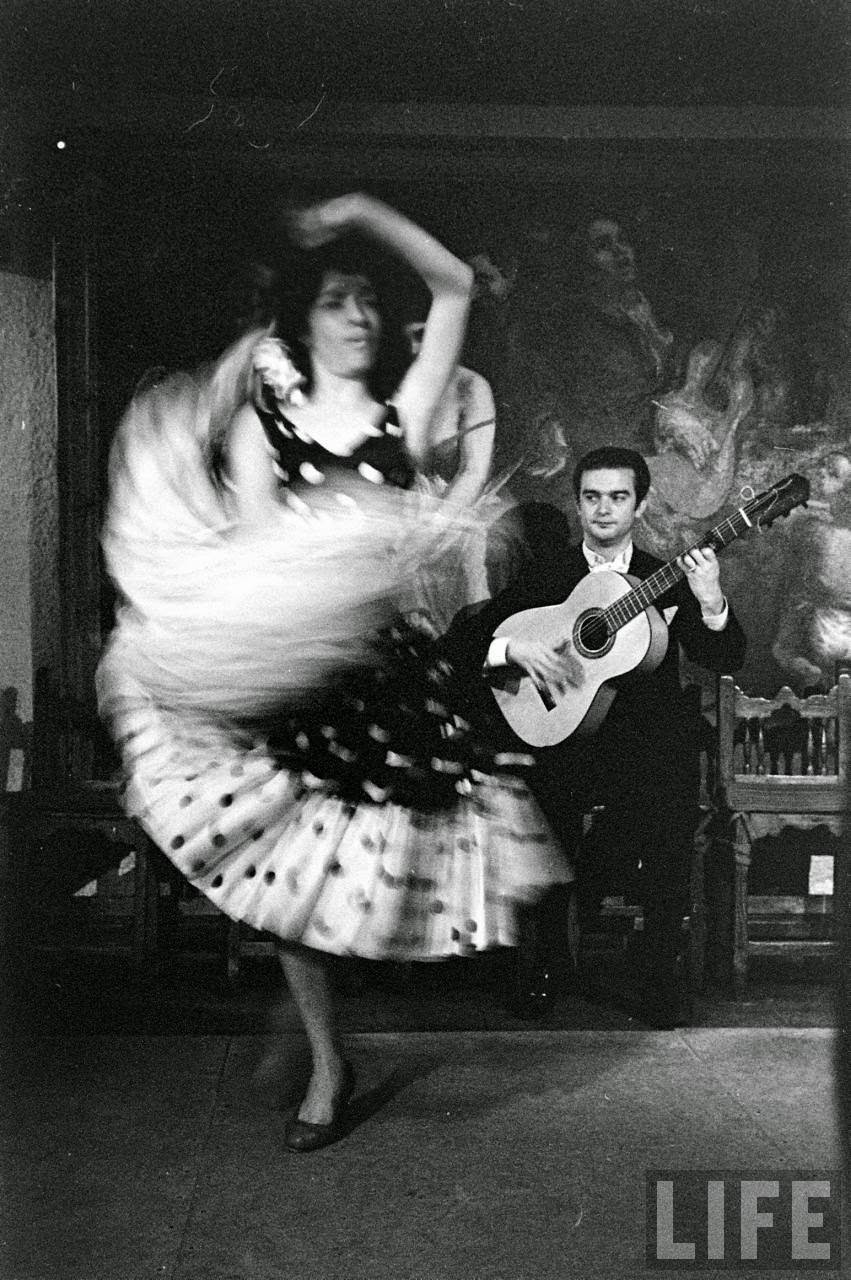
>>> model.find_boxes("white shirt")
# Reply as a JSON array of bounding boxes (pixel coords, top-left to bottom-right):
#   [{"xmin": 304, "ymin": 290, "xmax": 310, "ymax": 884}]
[{"xmin": 485, "ymin": 539, "xmax": 728, "ymax": 668}]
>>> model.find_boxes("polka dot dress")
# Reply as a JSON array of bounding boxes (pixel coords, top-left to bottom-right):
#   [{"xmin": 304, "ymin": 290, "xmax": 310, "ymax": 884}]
[{"xmin": 99, "ymin": 401, "xmax": 571, "ymax": 960}]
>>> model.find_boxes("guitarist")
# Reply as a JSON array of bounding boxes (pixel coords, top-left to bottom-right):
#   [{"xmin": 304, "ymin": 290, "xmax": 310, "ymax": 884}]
[{"xmin": 441, "ymin": 446, "xmax": 747, "ymax": 1027}]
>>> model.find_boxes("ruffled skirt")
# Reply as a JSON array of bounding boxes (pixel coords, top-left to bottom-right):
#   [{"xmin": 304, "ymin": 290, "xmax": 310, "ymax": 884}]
[{"xmin": 100, "ymin": 652, "xmax": 568, "ymax": 960}]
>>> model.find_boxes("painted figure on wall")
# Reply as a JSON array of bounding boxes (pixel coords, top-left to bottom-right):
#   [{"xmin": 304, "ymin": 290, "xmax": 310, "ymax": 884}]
[
  {"xmin": 466, "ymin": 214, "xmax": 677, "ymax": 527},
  {"xmin": 725, "ymin": 303, "xmax": 818, "ymax": 434},
  {"xmin": 638, "ymin": 338, "xmax": 754, "ymax": 558},
  {"xmin": 771, "ymin": 448, "xmax": 851, "ymax": 688},
  {"xmin": 465, "ymin": 227, "xmax": 579, "ymax": 521},
  {"xmin": 556, "ymin": 217, "xmax": 675, "ymax": 458}
]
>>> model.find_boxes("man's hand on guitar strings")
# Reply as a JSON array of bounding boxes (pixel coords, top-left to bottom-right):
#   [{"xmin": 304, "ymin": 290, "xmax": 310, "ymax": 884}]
[
  {"xmin": 504, "ymin": 637, "xmax": 583, "ymax": 695},
  {"xmin": 677, "ymin": 545, "xmax": 725, "ymax": 615}
]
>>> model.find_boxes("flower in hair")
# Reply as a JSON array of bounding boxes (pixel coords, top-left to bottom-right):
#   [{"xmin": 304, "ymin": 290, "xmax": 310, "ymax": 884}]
[{"xmin": 252, "ymin": 338, "xmax": 307, "ymax": 406}]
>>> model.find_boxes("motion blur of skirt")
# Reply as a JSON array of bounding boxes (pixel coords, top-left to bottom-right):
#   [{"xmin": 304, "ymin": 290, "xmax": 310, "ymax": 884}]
[{"xmin": 99, "ymin": 651, "xmax": 568, "ymax": 960}]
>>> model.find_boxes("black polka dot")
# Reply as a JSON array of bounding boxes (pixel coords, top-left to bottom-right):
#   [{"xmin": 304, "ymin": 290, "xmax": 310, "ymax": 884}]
[
  {"xmin": 179, "ymin": 795, "xmax": 193, "ymax": 808},
  {"xmin": 170, "ymin": 835, "xmax": 185, "ymax": 850},
  {"xmin": 245, "ymin": 865, "xmax": 256, "ymax": 878},
  {"xmin": 212, "ymin": 834, "xmax": 227, "ymax": 848},
  {"xmin": 220, "ymin": 794, "xmax": 233, "ymax": 807},
  {"xmin": 465, "ymin": 919, "xmax": 477, "ymax": 933},
  {"xmin": 264, "ymin": 870, "xmax": 276, "ymax": 884},
  {"xmin": 329, "ymin": 861, "xmax": 343, "ymax": 876},
  {"xmin": 211, "ymin": 874, "xmax": 223, "ymax": 889},
  {"xmin": 430, "ymin": 900, "xmax": 444, "ymax": 914},
  {"xmin": 313, "ymin": 820, "xmax": 325, "ymax": 834},
  {"xmin": 251, "ymin": 829, "xmax": 265, "ymax": 841}
]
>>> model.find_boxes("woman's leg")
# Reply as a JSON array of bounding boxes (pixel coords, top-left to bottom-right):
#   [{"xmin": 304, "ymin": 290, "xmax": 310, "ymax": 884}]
[{"xmin": 277, "ymin": 943, "xmax": 347, "ymax": 1124}]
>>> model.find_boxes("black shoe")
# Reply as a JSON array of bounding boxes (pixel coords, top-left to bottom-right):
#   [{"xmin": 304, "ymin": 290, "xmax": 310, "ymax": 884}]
[{"xmin": 283, "ymin": 1061, "xmax": 356, "ymax": 1153}]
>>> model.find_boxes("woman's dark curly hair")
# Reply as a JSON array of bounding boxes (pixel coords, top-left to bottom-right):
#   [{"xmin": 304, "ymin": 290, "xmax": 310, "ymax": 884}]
[{"xmin": 272, "ymin": 237, "xmax": 410, "ymax": 402}]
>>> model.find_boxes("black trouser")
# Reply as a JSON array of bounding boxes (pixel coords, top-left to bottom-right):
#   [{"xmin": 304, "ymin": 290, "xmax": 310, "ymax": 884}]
[{"xmin": 532, "ymin": 755, "xmax": 698, "ymax": 982}]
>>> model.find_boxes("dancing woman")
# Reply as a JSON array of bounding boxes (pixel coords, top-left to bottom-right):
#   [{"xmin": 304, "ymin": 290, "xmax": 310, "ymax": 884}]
[{"xmin": 98, "ymin": 193, "xmax": 569, "ymax": 1151}]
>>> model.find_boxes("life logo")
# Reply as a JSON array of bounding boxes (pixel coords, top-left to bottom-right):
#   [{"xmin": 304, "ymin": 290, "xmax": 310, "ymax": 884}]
[{"xmin": 645, "ymin": 1169, "xmax": 842, "ymax": 1270}]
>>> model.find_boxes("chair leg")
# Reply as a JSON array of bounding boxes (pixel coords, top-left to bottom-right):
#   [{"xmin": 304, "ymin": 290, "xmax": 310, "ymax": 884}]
[
  {"xmin": 131, "ymin": 835, "xmax": 161, "ymax": 980},
  {"xmin": 731, "ymin": 815, "xmax": 752, "ymax": 1000},
  {"xmin": 143, "ymin": 841, "xmax": 160, "ymax": 970},
  {"xmin": 226, "ymin": 919, "xmax": 242, "ymax": 987},
  {"xmin": 689, "ymin": 807, "xmax": 712, "ymax": 993},
  {"xmin": 132, "ymin": 843, "xmax": 148, "ymax": 981}
]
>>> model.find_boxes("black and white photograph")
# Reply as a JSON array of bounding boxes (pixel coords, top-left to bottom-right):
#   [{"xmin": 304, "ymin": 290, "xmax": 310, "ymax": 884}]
[{"xmin": 1, "ymin": 2, "xmax": 849, "ymax": 1276}]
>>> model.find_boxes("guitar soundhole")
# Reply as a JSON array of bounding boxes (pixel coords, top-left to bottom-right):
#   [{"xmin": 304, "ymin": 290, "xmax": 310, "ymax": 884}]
[{"xmin": 574, "ymin": 609, "xmax": 614, "ymax": 659}]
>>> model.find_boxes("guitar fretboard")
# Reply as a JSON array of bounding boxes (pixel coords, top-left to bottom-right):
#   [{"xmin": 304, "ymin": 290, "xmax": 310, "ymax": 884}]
[{"xmin": 601, "ymin": 504, "xmax": 756, "ymax": 634}]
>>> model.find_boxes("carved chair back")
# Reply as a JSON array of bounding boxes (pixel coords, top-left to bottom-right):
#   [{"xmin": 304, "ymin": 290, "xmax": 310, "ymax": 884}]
[{"xmin": 717, "ymin": 673, "xmax": 850, "ymax": 816}]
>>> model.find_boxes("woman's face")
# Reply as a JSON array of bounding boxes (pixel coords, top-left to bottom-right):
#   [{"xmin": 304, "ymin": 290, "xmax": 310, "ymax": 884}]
[{"xmin": 304, "ymin": 270, "xmax": 382, "ymax": 379}]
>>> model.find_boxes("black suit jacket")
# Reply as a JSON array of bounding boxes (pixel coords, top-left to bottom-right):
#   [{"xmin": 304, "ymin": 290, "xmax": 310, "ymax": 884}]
[{"xmin": 441, "ymin": 542, "xmax": 746, "ymax": 804}]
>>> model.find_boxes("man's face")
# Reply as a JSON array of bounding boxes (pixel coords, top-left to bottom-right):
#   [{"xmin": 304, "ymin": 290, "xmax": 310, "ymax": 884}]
[
  {"xmin": 576, "ymin": 467, "xmax": 646, "ymax": 552},
  {"xmin": 586, "ymin": 219, "xmax": 636, "ymax": 283}
]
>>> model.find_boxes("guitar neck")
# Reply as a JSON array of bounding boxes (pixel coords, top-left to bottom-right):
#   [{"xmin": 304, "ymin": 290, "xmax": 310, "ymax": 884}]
[{"xmin": 602, "ymin": 504, "xmax": 756, "ymax": 634}]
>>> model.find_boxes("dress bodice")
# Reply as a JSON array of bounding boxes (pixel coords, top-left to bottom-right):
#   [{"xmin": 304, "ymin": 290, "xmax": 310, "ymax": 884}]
[{"xmin": 257, "ymin": 402, "xmax": 416, "ymax": 497}]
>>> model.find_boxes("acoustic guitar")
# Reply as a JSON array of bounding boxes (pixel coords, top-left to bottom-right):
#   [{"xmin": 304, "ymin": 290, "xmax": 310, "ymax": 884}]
[{"xmin": 491, "ymin": 473, "xmax": 810, "ymax": 747}]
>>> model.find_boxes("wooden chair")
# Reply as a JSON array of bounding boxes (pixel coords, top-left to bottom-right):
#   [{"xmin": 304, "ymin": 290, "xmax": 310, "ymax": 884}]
[
  {"xmin": 714, "ymin": 672, "xmax": 850, "ymax": 997},
  {"xmin": 2, "ymin": 667, "xmax": 161, "ymax": 979}
]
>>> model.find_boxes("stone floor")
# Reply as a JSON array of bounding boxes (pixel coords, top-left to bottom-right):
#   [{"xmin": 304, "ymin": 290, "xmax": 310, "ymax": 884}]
[
  {"xmin": 2, "ymin": 1026, "xmax": 843, "ymax": 1280},
  {"xmin": 2, "ymin": 936, "xmax": 845, "ymax": 1280}
]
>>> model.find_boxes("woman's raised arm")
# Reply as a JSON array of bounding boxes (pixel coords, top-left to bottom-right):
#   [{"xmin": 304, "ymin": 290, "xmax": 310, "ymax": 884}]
[{"xmin": 287, "ymin": 192, "xmax": 473, "ymax": 462}]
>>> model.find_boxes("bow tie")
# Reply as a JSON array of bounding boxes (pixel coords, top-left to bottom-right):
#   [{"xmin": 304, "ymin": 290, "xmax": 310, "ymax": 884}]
[{"xmin": 583, "ymin": 544, "xmax": 632, "ymax": 574}]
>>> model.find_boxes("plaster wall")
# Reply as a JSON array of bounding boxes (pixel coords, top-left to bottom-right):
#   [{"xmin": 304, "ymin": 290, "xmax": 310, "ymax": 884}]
[{"xmin": 0, "ymin": 269, "xmax": 59, "ymax": 721}]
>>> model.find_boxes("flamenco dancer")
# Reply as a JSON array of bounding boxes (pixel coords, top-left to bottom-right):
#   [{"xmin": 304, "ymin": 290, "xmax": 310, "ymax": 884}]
[{"xmin": 98, "ymin": 193, "xmax": 570, "ymax": 1152}]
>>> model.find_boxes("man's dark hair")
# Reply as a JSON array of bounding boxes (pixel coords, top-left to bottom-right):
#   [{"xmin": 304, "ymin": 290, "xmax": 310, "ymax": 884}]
[{"xmin": 572, "ymin": 447, "xmax": 651, "ymax": 504}]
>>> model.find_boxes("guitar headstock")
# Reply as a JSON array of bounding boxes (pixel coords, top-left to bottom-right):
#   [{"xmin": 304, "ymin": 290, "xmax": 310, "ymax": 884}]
[{"xmin": 746, "ymin": 473, "xmax": 810, "ymax": 528}]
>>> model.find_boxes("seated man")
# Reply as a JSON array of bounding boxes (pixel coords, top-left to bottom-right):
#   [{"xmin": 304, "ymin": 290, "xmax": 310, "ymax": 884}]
[{"xmin": 442, "ymin": 447, "xmax": 747, "ymax": 1027}]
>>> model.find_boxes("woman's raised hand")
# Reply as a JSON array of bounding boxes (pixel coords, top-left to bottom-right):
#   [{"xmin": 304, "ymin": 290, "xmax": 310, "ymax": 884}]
[{"xmin": 284, "ymin": 194, "xmax": 365, "ymax": 249}]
